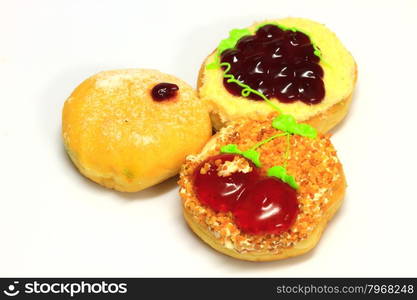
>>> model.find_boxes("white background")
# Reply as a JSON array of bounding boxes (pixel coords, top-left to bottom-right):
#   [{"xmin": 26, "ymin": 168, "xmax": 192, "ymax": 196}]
[{"xmin": 1, "ymin": 0, "xmax": 416, "ymax": 277}]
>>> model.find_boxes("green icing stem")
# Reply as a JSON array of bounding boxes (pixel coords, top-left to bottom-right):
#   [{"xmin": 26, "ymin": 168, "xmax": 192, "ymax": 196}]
[
  {"xmin": 221, "ymin": 61, "xmax": 317, "ymax": 139},
  {"xmin": 221, "ymin": 131, "xmax": 299, "ymax": 189},
  {"xmin": 283, "ymin": 133, "xmax": 291, "ymax": 168},
  {"xmin": 209, "ymin": 23, "xmax": 326, "ymax": 190},
  {"xmin": 221, "ymin": 62, "xmax": 282, "ymax": 113},
  {"xmin": 217, "ymin": 61, "xmax": 318, "ymax": 190},
  {"xmin": 251, "ymin": 132, "xmax": 288, "ymax": 150},
  {"xmin": 220, "ymin": 131, "xmax": 289, "ymax": 167},
  {"xmin": 272, "ymin": 114, "xmax": 317, "ymax": 138},
  {"xmin": 220, "ymin": 144, "xmax": 261, "ymax": 167}
]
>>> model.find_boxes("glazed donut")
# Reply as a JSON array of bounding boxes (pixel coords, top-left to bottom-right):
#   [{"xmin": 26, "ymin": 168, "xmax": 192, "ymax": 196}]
[
  {"xmin": 198, "ymin": 17, "xmax": 357, "ymax": 132},
  {"xmin": 62, "ymin": 69, "xmax": 212, "ymax": 192},
  {"xmin": 179, "ymin": 114, "xmax": 345, "ymax": 261}
]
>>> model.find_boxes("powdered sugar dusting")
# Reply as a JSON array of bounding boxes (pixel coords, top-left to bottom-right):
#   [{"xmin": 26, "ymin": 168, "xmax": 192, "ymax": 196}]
[{"xmin": 95, "ymin": 72, "xmax": 136, "ymax": 91}]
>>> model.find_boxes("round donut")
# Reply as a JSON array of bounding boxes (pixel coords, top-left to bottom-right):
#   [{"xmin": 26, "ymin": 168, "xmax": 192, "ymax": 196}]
[
  {"xmin": 62, "ymin": 69, "xmax": 212, "ymax": 192},
  {"xmin": 198, "ymin": 18, "xmax": 357, "ymax": 132},
  {"xmin": 179, "ymin": 114, "xmax": 346, "ymax": 261}
]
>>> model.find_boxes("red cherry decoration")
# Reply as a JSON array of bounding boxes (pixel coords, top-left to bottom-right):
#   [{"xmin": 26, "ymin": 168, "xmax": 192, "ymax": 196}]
[
  {"xmin": 233, "ymin": 177, "xmax": 298, "ymax": 235},
  {"xmin": 193, "ymin": 154, "xmax": 260, "ymax": 212},
  {"xmin": 193, "ymin": 153, "xmax": 299, "ymax": 235}
]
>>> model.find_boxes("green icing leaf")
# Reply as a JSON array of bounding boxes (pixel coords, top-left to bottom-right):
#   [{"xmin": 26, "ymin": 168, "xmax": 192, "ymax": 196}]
[
  {"xmin": 220, "ymin": 144, "xmax": 242, "ymax": 155},
  {"xmin": 218, "ymin": 28, "xmax": 251, "ymax": 54},
  {"xmin": 242, "ymin": 149, "xmax": 261, "ymax": 167},
  {"xmin": 293, "ymin": 123, "xmax": 317, "ymax": 138},
  {"xmin": 206, "ymin": 28, "xmax": 250, "ymax": 71},
  {"xmin": 213, "ymin": 28, "xmax": 252, "ymax": 59},
  {"xmin": 220, "ymin": 144, "xmax": 261, "ymax": 167},
  {"xmin": 272, "ymin": 114, "xmax": 317, "ymax": 138},
  {"xmin": 267, "ymin": 166, "xmax": 299, "ymax": 190},
  {"xmin": 285, "ymin": 175, "xmax": 298, "ymax": 189},
  {"xmin": 218, "ymin": 40, "xmax": 235, "ymax": 54},
  {"xmin": 206, "ymin": 61, "xmax": 219, "ymax": 70},
  {"xmin": 267, "ymin": 165, "xmax": 287, "ymax": 178},
  {"xmin": 272, "ymin": 114, "xmax": 296, "ymax": 132}
]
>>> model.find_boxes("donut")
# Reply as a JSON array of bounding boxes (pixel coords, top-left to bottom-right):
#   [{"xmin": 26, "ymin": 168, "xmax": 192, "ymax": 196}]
[
  {"xmin": 62, "ymin": 69, "xmax": 212, "ymax": 192},
  {"xmin": 179, "ymin": 114, "xmax": 345, "ymax": 261},
  {"xmin": 198, "ymin": 18, "xmax": 357, "ymax": 132}
]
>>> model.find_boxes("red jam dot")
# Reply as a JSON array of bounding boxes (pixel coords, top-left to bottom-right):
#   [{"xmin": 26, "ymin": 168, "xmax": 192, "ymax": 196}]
[
  {"xmin": 233, "ymin": 177, "xmax": 298, "ymax": 235},
  {"xmin": 151, "ymin": 83, "xmax": 179, "ymax": 101},
  {"xmin": 193, "ymin": 154, "xmax": 260, "ymax": 212},
  {"xmin": 220, "ymin": 24, "xmax": 324, "ymax": 104}
]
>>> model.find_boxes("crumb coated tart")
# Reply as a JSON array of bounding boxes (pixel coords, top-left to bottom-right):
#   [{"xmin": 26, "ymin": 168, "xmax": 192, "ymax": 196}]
[
  {"xmin": 179, "ymin": 114, "xmax": 346, "ymax": 261},
  {"xmin": 198, "ymin": 17, "xmax": 357, "ymax": 132}
]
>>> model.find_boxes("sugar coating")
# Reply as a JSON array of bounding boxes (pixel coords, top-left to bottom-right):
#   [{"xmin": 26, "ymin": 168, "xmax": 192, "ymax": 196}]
[{"xmin": 62, "ymin": 69, "xmax": 211, "ymax": 192}]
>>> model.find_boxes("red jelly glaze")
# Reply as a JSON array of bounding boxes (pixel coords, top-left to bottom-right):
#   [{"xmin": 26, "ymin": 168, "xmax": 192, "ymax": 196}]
[
  {"xmin": 151, "ymin": 83, "xmax": 179, "ymax": 101},
  {"xmin": 220, "ymin": 24, "xmax": 325, "ymax": 104},
  {"xmin": 193, "ymin": 154, "xmax": 260, "ymax": 212},
  {"xmin": 233, "ymin": 177, "xmax": 298, "ymax": 235}
]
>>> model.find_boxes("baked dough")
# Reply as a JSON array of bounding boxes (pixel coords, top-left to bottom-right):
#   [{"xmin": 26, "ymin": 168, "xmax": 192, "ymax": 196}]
[
  {"xmin": 179, "ymin": 115, "xmax": 346, "ymax": 261},
  {"xmin": 62, "ymin": 69, "xmax": 212, "ymax": 192},
  {"xmin": 198, "ymin": 18, "xmax": 357, "ymax": 132}
]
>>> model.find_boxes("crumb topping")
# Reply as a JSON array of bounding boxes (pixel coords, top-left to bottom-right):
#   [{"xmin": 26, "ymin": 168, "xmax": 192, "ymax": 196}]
[
  {"xmin": 217, "ymin": 155, "xmax": 253, "ymax": 177},
  {"xmin": 199, "ymin": 162, "xmax": 211, "ymax": 175},
  {"xmin": 179, "ymin": 114, "xmax": 345, "ymax": 255}
]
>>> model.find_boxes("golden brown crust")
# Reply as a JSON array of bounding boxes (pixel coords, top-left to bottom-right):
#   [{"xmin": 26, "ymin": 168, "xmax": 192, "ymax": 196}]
[
  {"xmin": 289, "ymin": 64, "xmax": 357, "ymax": 133},
  {"xmin": 62, "ymin": 69, "xmax": 212, "ymax": 192},
  {"xmin": 184, "ymin": 180, "xmax": 344, "ymax": 261},
  {"xmin": 179, "ymin": 115, "xmax": 346, "ymax": 261},
  {"xmin": 304, "ymin": 89, "xmax": 352, "ymax": 133}
]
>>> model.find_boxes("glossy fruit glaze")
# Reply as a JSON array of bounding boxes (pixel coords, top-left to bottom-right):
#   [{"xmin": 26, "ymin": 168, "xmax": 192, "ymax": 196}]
[
  {"xmin": 220, "ymin": 24, "xmax": 325, "ymax": 104},
  {"xmin": 233, "ymin": 177, "xmax": 298, "ymax": 235},
  {"xmin": 193, "ymin": 154, "xmax": 260, "ymax": 212},
  {"xmin": 193, "ymin": 154, "xmax": 298, "ymax": 235}
]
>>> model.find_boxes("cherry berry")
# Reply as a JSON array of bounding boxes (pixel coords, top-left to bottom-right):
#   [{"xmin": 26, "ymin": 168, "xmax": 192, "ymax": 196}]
[
  {"xmin": 233, "ymin": 177, "xmax": 298, "ymax": 235},
  {"xmin": 193, "ymin": 154, "xmax": 260, "ymax": 212}
]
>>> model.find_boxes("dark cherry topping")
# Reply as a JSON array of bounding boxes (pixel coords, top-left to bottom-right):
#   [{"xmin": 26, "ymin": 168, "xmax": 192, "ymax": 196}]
[
  {"xmin": 233, "ymin": 177, "xmax": 298, "ymax": 235},
  {"xmin": 220, "ymin": 24, "xmax": 325, "ymax": 104},
  {"xmin": 151, "ymin": 83, "xmax": 179, "ymax": 101},
  {"xmin": 193, "ymin": 154, "xmax": 260, "ymax": 212}
]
